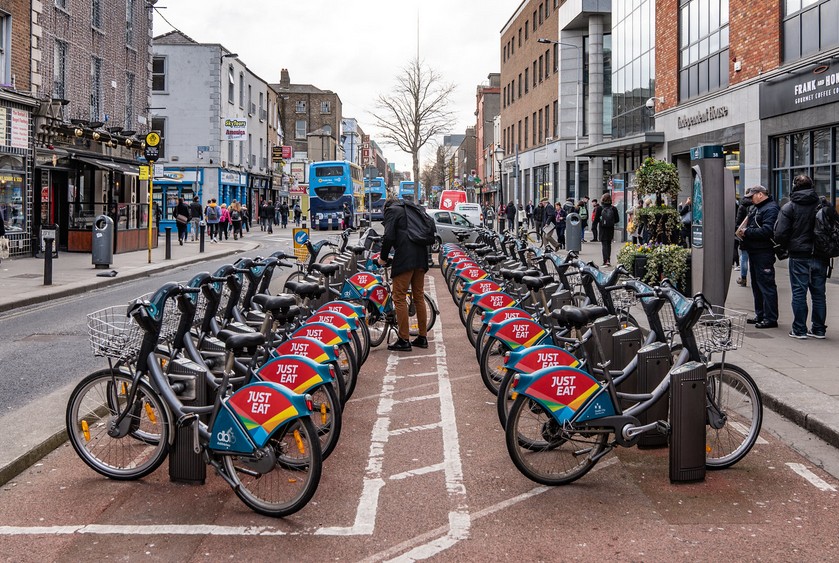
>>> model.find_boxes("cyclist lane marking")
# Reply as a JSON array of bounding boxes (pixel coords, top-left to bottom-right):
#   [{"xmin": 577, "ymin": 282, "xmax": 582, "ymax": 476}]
[{"xmin": 786, "ymin": 463, "xmax": 837, "ymax": 491}]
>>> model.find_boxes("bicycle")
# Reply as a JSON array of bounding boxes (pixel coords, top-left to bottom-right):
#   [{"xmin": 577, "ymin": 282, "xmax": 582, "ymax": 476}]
[{"xmin": 66, "ymin": 284, "xmax": 323, "ymax": 517}]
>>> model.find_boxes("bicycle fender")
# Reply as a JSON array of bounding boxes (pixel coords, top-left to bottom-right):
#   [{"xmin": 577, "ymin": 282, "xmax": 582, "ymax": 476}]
[
  {"xmin": 340, "ymin": 272, "xmax": 382, "ymax": 300},
  {"xmin": 306, "ymin": 310, "xmax": 359, "ymax": 332},
  {"xmin": 365, "ymin": 284, "xmax": 392, "ymax": 314},
  {"xmin": 464, "ymin": 279, "xmax": 502, "ymax": 296},
  {"xmin": 452, "ymin": 260, "xmax": 479, "ymax": 272},
  {"xmin": 211, "ymin": 382, "xmax": 312, "ymax": 452},
  {"xmin": 292, "ymin": 322, "xmax": 350, "ymax": 346},
  {"xmin": 273, "ymin": 336, "xmax": 337, "ymax": 362},
  {"xmin": 513, "ymin": 366, "xmax": 614, "ymax": 424},
  {"xmin": 257, "ymin": 355, "xmax": 334, "ymax": 394},
  {"xmin": 317, "ymin": 300, "xmax": 366, "ymax": 320},
  {"xmin": 487, "ymin": 318, "xmax": 548, "ymax": 350},
  {"xmin": 457, "ymin": 267, "xmax": 489, "ymax": 282},
  {"xmin": 482, "ymin": 306, "xmax": 530, "ymax": 326},
  {"xmin": 473, "ymin": 291, "xmax": 517, "ymax": 313},
  {"xmin": 505, "ymin": 345, "xmax": 581, "ymax": 373}
]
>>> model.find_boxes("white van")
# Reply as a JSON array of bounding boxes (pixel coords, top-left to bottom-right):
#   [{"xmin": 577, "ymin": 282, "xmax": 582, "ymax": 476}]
[{"xmin": 454, "ymin": 203, "xmax": 482, "ymax": 227}]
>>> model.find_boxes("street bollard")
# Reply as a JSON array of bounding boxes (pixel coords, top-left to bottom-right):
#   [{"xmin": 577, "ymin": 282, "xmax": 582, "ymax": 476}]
[
  {"xmin": 165, "ymin": 227, "xmax": 172, "ymax": 260},
  {"xmin": 199, "ymin": 223, "xmax": 205, "ymax": 253},
  {"xmin": 43, "ymin": 237, "xmax": 54, "ymax": 286}
]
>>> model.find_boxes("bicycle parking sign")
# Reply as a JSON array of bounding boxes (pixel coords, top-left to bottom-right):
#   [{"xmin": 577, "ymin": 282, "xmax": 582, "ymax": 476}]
[{"xmin": 293, "ymin": 228, "xmax": 310, "ymax": 262}]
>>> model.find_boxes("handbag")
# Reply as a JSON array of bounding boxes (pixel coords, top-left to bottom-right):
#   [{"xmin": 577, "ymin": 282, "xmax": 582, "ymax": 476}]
[
  {"xmin": 176, "ymin": 214, "xmax": 189, "ymax": 224},
  {"xmin": 0, "ymin": 236, "xmax": 9, "ymax": 260}
]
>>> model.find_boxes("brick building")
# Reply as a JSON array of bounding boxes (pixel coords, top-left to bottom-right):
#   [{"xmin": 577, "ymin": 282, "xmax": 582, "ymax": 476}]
[{"xmin": 475, "ymin": 73, "xmax": 501, "ymax": 206}]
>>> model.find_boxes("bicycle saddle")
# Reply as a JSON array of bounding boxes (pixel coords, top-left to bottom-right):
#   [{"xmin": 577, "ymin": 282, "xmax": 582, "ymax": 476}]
[
  {"xmin": 475, "ymin": 247, "xmax": 492, "ymax": 256},
  {"xmin": 465, "ymin": 242, "xmax": 483, "ymax": 250},
  {"xmin": 311, "ymin": 263, "xmax": 341, "ymax": 277},
  {"xmin": 512, "ymin": 269, "xmax": 542, "ymax": 283},
  {"xmin": 486, "ymin": 254, "xmax": 506, "ymax": 265},
  {"xmin": 252, "ymin": 293, "xmax": 297, "ymax": 313},
  {"xmin": 348, "ymin": 245, "xmax": 366, "ymax": 255},
  {"xmin": 285, "ymin": 281, "xmax": 325, "ymax": 299},
  {"xmin": 521, "ymin": 276, "xmax": 547, "ymax": 291},
  {"xmin": 552, "ymin": 305, "xmax": 609, "ymax": 328},
  {"xmin": 221, "ymin": 331, "xmax": 266, "ymax": 352}
]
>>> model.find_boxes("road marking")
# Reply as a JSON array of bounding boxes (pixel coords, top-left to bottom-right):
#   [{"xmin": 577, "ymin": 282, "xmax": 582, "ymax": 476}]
[
  {"xmin": 786, "ymin": 462, "xmax": 837, "ymax": 491},
  {"xmin": 728, "ymin": 421, "xmax": 768, "ymax": 445},
  {"xmin": 392, "ymin": 393, "xmax": 440, "ymax": 404},
  {"xmin": 389, "ymin": 422, "xmax": 442, "ymax": 436},
  {"xmin": 390, "ymin": 462, "xmax": 445, "ymax": 481},
  {"xmin": 399, "ymin": 371, "xmax": 438, "ymax": 378}
]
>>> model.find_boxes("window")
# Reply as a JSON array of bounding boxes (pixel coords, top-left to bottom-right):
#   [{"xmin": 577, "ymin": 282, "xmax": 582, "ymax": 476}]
[
  {"xmin": 679, "ymin": 0, "xmax": 729, "ymax": 100},
  {"xmin": 511, "ymin": 37, "xmax": 515, "ymax": 54},
  {"xmin": 295, "ymin": 100, "xmax": 306, "ymax": 113},
  {"xmin": 295, "ymin": 120, "xmax": 307, "ymax": 139},
  {"xmin": 228, "ymin": 141, "xmax": 233, "ymax": 164},
  {"xmin": 553, "ymin": 100, "xmax": 558, "ymax": 137},
  {"xmin": 538, "ymin": 109, "xmax": 543, "ymax": 143},
  {"xmin": 553, "ymin": 43, "xmax": 559, "ymax": 72},
  {"xmin": 772, "ymin": 128, "xmax": 838, "ymax": 204},
  {"xmin": 525, "ymin": 68, "xmax": 529, "ymax": 93},
  {"xmin": 247, "ymin": 84, "xmax": 252, "ymax": 113},
  {"xmin": 544, "ymin": 105, "xmax": 550, "ymax": 140},
  {"xmin": 518, "ymin": 73, "xmax": 522, "ymax": 97},
  {"xmin": 124, "ymin": 72, "xmax": 134, "ymax": 129},
  {"xmin": 452, "ymin": 213, "xmax": 471, "ymax": 227},
  {"xmin": 517, "ymin": 120, "xmax": 522, "ymax": 147},
  {"xmin": 92, "ymin": 0, "xmax": 103, "ymax": 29},
  {"xmin": 539, "ymin": 4, "xmax": 544, "ymax": 24},
  {"xmin": 524, "ymin": 117, "xmax": 529, "ymax": 149},
  {"xmin": 545, "ymin": 1, "xmax": 550, "ymax": 18},
  {"xmin": 518, "ymin": 27, "xmax": 522, "ymax": 47},
  {"xmin": 150, "ymin": 117, "xmax": 165, "ymax": 158},
  {"xmin": 125, "ymin": 0, "xmax": 134, "ymax": 44},
  {"xmin": 434, "ymin": 212, "xmax": 452, "ymax": 224},
  {"xmin": 538, "ymin": 57, "xmax": 543, "ymax": 83},
  {"xmin": 323, "ymin": 124, "xmax": 332, "ymax": 135},
  {"xmin": 525, "ymin": 21, "xmax": 529, "ymax": 40},
  {"xmin": 532, "ymin": 12, "xmax": 536, "ymax": 29},
  {"xmin": 227, "ymin": 65, "xmax": 234, "ymax": 102},
  {"xmin": 53, "ymin": 40, "xmax": 67, "ymax": 99},
  {"xmin": 238, "ymin": 140, "xmax": 243, "ymax": 166},
  {"xmin": 239, "ymin": 72, "xmax": 244, "ymax": 107},
  {"xmin": 90, "ymin": 57, "xmax": 102, "ymax": 120},
  {"xmin": 55, "ymin": 0, "xmax": 67, "ymax": 8},
  {"xmin": 151, "ymin": 56, "xmax": 165, "ymax": 91},
  {"xmin": 783, "ymin": 0, "xmax": 839, "ymax": 61},
  {"xmin": 321, "ymin": 101, "xmax": 331, "ymax": 114},
  {"xmin": 545, "ymin": 49, "xmax": 550, "ymax": 77},
  {"xmin": 532, "ymin": 112, "xmax": 537, "ymax": 145}
]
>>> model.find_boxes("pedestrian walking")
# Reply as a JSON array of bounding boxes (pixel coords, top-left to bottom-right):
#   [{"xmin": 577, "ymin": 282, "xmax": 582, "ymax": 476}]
[
  {"xmin": 260, "ymin": 200, "xmax": 273, "ymax": 233},
  {"xmin": 578, "ymin": 198, "xmax": 589, "ymax": 242},
  {"xmin": 541, "ymin": 198, "xmax": 556, "ymax": 246},
  {"xmin": 172, "ymin": 197, "xmax": 190, "ymax": 245},
  {"xmin": 378, "ymin": 198, "xmax": 430, "ymax": 352},
  {"xmin": 241, "ymin": 206, "xmax": 250, "ymax": 234},
  {"xmin": 735, "ymin": 195, "xmax": 752, "ymax": 286},
  {"xmin": 280, "ymin": 201, "xmax": 289, "ymax": 229},
  {"xmin": 188, "ymin": 196, "xmax": 202, "ymax": 242},
  {"xmin": 342, "ymin": 202, "xmax": 353, "ymax": 229},
  {"xmin": 230, "ymin": 200, "xmax": 243, "ymax": 240},
  {"xmin": 736, "ymin": 185, "xmax": 780, "ymax": 329},
  {"xmin": 293, "ymin": 201, "xmax": 302, "ymax": 226},
  {"xmin": 555, "ymin": 202, "xmax": 567, "ymax": 249},
  {"xmin": 526, "ymin": 200, "xmax": 534, "ymax": 228},
  {"xmin": 590, "ymin": 200, "xmax": 600, "ymax": 242},
  {"xmin": 204, "ymin": 199, "xmax": 220, "ymax": 243},
  {"xmin": 274, "ymin": 201, "xmax": 282, "ymax": 227},
  {"xmin": 598, "ymin": 193, "xmax": 619, "ymax": 266},
  {"xmin": 534, "ymin": 200, "xmax": 545, "ymax": 239},
  {"xmin": 497, "ymin": 203, "xmax": 506, "ymax": 233},
  {"xmin": 218, "ymin": 203, "xmax": 231, "ymax": 240},
  {"xmin": 773, "ymin": 175, "xmax": 828, "ymax": 339},
  {"xmin": 505, "ymin": 200, "xmax": 516, "ymax": 232},
  {"xmin": 679, "ymin": 197, "xmax": 692, "ymax": 247}
]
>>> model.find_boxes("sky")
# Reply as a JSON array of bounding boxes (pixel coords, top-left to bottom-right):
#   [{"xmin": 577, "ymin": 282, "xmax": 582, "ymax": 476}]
[{"xmin": 152, "ymin": 0, "xmax": 519, "ymax": 173}]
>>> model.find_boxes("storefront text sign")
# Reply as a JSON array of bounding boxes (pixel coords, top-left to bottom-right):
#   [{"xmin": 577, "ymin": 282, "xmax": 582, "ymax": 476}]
[
  {"xmin": 677, "ymin": 105, "xmax": 729, "ymax": 130},
  {"xmin": 223, "ymin": 118, "xmax": 248, "ymax": 141},
  {"xmin": 10, "ymin": 109, "xmax": 28, "ymax": 149},
  {"xmin": 760, "ymin": 64, "xmax": 839, "ymax": 119},
  {"xmin": 0, "ymin": 108, "xmax": 6, "ymax": 145}
]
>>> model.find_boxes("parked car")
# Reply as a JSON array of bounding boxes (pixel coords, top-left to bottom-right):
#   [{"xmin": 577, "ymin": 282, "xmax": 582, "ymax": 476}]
[
  {"xmin": 454, "ymin": 202, "xmax": 483, "ymax": 226},
  {"xmin": 426, "ymin": 209, "xmax": 479, "ymax": 252}
]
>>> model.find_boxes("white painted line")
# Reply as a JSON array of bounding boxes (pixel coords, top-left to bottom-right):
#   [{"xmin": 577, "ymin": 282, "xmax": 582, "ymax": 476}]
[
  {"xmin": 389, "ymin": 422, "xmax": 442, "ymax": 437},
  {"xmin": 399, "ymin": 371, "xmax": 439, "ymax": 378},
  {"xmin": 389, "ymin": 462, "xmax": 445, "ymax": 481},
  {"xmin": 393, "ymin": 393, "xmax": 440, "ymax": 405},
  {"xmin": 728, "ymin": 421, "xmax": 768, "ymax": 445},
  {"xmin": 0, "ymin": 524, "xmax": 287, "ymax": 536},
  {"xmin": 786, "ymin": 462, "xmax": 837, "ymax": 491},
  {"xmin": 400, "ymin": 352, "xmax": 443, "ymax": 361}
]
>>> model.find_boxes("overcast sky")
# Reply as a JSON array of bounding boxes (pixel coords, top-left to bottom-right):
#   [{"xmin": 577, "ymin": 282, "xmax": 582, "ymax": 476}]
[{"xmin": 152, "ymin": 0, "xmax": 518, "ymax": 172}]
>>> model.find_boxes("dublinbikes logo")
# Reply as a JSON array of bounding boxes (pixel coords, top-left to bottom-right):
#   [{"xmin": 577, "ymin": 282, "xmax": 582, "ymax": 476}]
[
  {"xmin": 294, "ymin": 230, "xmax": 309, "ymax": 245},
  {"xmin": 216, "ymin": 427, "xmax": 236, "ymax": 447}
]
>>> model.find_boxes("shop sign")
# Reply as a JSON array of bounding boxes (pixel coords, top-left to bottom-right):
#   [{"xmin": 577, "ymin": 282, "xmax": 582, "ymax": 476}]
[
  {"xmin": 760, "ymin": 64, "xmax": 839, "ymax": 119},
  {"xmin": 0, "ymin": 108, "xmax": 6, "ymax": 145},
  {"xmin": 139, "ymin": 166, "xmax": 150, "ymax": 180},
  {"xmin": 676, "ymin": 105, "xmax": 729, "ymax": 130},
  {"xmin": 282, "ymin": 145, "xmax": 293, "ymax": 159},
  {"xmin": 10, "ymin": 109, "xmax": 29, "ymax": 149},
  {"xmin": 155, "ymin": 170, "xmax": 198, "ymax": 183},
  {"xmin": 220, "ymin": 170, "xmax": 241, "ymax": 184},
  {"xmin": 223, "ymin": 118, "xmax": 247, "ymax": 141},
  {"xmin": 290, "ymin": 182, "xmax": 307, "ymax": 195},
  {"xmin": 290, "ymin": 162, "xmax": 306, "ymax": 183}
]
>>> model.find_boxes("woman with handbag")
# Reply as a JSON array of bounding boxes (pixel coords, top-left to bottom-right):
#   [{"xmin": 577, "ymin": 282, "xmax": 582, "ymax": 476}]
[{"xmin": 173, "ymin": 197, "xmax": 190, "ymax": 245}]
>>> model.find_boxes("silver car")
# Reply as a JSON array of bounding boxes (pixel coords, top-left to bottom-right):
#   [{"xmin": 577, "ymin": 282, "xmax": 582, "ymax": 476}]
[{"xmin": 426, "ymin": 209, "xmax": 479, "ymax": 252}]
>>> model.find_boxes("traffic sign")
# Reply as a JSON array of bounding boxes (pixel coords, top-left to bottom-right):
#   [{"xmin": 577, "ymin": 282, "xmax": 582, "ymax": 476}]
[
  {"xmin": 144, "ymin": 145, "xmax": 159, "ymax": 162},
  {"xmin": 145, "ymin": 132, "xmax": 161, "ymax": 147}
]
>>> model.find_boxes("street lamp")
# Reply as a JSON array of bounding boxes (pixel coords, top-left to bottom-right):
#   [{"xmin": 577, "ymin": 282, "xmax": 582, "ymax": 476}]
[
  {"xmin": 538, "ymin": 37, "xmax": 581, "ymax": 202},
  {"xmin": 494, "ymin": 145, "xmax": 504, "ymax": 220}
]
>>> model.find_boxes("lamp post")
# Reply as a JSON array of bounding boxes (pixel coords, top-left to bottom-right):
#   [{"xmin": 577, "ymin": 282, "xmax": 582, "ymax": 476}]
[
  {"xmin": 494, "ymin": 145, "xmax": 504, "ymax": 227},
  {"xmin": 538, "ymin": 38, "xmax": 581, "ymax": 202}
]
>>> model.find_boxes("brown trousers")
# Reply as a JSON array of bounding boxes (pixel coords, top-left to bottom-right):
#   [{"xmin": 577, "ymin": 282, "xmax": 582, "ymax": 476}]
[{"xmin": 391, "ymin": 269, "xmax": 428, "ymax": 341}]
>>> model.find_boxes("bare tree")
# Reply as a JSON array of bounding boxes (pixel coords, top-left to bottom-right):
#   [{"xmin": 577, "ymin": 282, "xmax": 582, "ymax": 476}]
[
  {"xmin": 372, "ymin": 57, "xmax": 455, "ymax": 201},
  {"xmin": 420, "ymin": 145, "xmax": 447, "ymax": 193}
]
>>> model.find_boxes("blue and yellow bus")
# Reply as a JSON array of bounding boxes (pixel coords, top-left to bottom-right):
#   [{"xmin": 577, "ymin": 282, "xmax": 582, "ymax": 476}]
[
  {"xmin": 309, "ymin": 161, "xmax": 363, "ymax": 230},
  {"xmin": 398, "ymin": 181, "xmax": 422, "ymax": 202},
  {"xmin": 363, "ymin": 177, "xmax": 387, "ymax": 221}
]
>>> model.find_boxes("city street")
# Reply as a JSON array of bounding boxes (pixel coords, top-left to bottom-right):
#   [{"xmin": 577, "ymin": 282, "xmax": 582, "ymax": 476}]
[{"xmin": 1, "ymin": 253, "xmax": 839, "ymax": 560}]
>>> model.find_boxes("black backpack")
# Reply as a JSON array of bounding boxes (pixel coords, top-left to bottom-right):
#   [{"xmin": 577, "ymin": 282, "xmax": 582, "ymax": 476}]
[
  {"xmin": 403, "ymin": 201, "xmax": 437, "ymax": 246},
  {"xmin": 601, "ymin": 205, "xmax": 618, "ymax": 228},
  {"xmin": 814, "ymin": 202, "xmax": 839, "ymax": 258}
]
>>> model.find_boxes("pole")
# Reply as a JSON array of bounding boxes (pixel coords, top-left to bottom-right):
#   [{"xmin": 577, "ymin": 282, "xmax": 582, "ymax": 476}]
[
  {"xmin": 574, "ymin": 58, "xmax": 580, "ymax": 202},
  {"xmin": 43, "ymin": 238, "xmax": 53, "ymax": 286},
  {"xmin": 147, "ymin": 161, "xmax": 154, "ymax": 264},
  {"xmin": 515, "ymin": 144, "xmax": 521, "ymax": 232}
]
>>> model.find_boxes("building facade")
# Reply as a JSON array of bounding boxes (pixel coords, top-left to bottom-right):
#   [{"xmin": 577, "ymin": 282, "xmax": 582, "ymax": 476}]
[{"xmin": 475, "ymin": 73, "xmax": 501, "ymax": 206}]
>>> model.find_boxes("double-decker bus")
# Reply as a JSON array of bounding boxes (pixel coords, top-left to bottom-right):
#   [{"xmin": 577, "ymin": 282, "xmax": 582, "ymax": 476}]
[
  {"xmin": 398, "ymin": 181, "xmax": 422, "ymax": 202},
  {"xmin": 363, "ymin": 177, "xmax": 387, "ymax": 221},
  {"xmin": 309, "ymin": 161, "xmax": 363, "ymax": 230}
]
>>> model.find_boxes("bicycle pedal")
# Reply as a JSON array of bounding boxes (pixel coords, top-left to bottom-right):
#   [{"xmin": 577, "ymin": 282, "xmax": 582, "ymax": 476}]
[
  {"xmin": 176, "ymin": 413, "xmax": 200, "ymax": 428},
  {"xmin": 656, "ymin": 420, "xmax": 671, "ymax": 435}
]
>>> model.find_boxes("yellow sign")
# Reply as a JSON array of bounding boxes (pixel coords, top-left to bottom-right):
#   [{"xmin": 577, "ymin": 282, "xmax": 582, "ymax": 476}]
[
  {"xmin": 292, "ymin": 228, "xmax": 310, "ymax": 263},
  {"xmin": 145, "ymin": 132, "xmax": 161, "ymax": 147},
  {"xmin": 139, "ymin": 166, "xmax": 150, "ymax": 180}
]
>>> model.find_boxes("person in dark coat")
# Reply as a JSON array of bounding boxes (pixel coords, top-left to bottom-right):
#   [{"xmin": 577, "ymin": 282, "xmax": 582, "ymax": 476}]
[
  {"xmin": 774, "ymin": 174, "xmax": 828, "ymax": 339},
  {"xmin": 172, "ymin": 197, "xmax": 190, "ymax": 245},
  {"xmin": 590, "ymin": 200, "xmax": 600, "ymax": 241},
  {"xmin": 737, "ymin": 185, "xmax": 780, "ymax": 329},
  {"xmin": 378, "ymin": 198, "xmax": 429, "ymax": 352},
  {"xmin": 734, "ymin": 195, "xmax": 753, "ymax": 286},
  {"xmin": 598, "ymin": 193, "xmax": 620, "ymax": 266},
  {"xmin": 505, "ymin": 200, "xmax": 517, "ymax": 231},
  {"xmin": 541, "ymin": 198, "xmax": 556, "ymax": 246}
]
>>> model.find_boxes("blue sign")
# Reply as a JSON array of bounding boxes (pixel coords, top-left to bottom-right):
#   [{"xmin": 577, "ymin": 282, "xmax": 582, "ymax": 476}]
[{"xmin": 294, "ymin": 229, "xmax": 309, "ymax": 245}]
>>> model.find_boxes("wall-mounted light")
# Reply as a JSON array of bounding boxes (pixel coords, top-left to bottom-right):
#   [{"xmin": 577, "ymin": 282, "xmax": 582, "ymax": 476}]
[
  {"xmin": 92, "ymin": 131, "xmax": 101, "ymax": 141},
  {"xmin": 74, "ymin": 128, "xmax": 84, "ymax": 137}
]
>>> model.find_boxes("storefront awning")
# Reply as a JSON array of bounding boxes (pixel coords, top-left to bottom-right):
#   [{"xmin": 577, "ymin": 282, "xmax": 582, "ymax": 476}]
[
  {"xmin": 74, "ymin": 156, "xmax": 140, "ymax": 176},
  {"xmin": 573, "ymin": 132, "xmax": 665, "ymax": 158}
]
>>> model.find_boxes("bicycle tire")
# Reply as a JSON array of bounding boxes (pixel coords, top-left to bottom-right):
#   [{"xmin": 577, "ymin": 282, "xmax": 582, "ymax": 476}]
[
  {"xmin": 223, "ymin": 417, "xmax": 322, "ymax": 517},
  {"xmin": 309, "ymin": 383, "xmax": 342, "ymax": 460},
  {"xmin": 336, "ymin": 342, "xmax": 359, "ymax": 400},
  {"xmin": 478, "ymin": 336, "xmax": 511, "ymax": 396},
  {"xmin": 457, "ymin": 291, "xmax": 471, "ymax": 328},
  {"xmin": 318, "ymin": 252, "xmax": 339, "ymax": 265},
  {"xmin": 704, "ymin": 362, "xmax": 763, "ymax": 470},
  {"xmin": 365, "ymin": 302, "xmax": 388, "ymax": 348},
  {"xmin": 505, "ymin": 395, "xmax": 609, "ymax": 486},
  {"xmin": 496, "ymin": 369, "xmax": 517, "ymax": 428},
  {"xmin": 465, "ymin": 301, "xmax": 483, "ymax": 348},
  {"xmin": 66, "ymin": 369, "xmax": 170, "ymax": 480}
]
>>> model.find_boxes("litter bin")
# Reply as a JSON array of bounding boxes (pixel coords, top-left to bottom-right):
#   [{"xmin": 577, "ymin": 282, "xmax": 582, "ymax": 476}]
[
  {"xmin": 92, "ymin": 215, "xmax": 114, "ymax": 268},
  {"xmin": 565, "ymin": 212, "xmax": 582, "ymax": 252}
]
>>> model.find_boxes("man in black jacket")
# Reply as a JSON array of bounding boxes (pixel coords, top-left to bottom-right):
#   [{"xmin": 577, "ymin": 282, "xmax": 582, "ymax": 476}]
[
  {"xmin": 737, "ymin": 185, "xmax": 780, "ymax": 329},
  {"xmin": 378, "ymin": 198, "xmax": 429, "ymax": 351},
  {"xmin": 774, "ymin": 175, "xmax": 827, "ymax": 339}
]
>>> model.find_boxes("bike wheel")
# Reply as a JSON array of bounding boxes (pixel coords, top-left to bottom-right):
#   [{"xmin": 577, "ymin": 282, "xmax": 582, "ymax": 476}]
[
  {"xmin": 223, "ymin": 417, "xmax": 322, "ymax": 517},
  {"xmin": 309, "ymin": 383, "xmax": 342, "ymax": 460},
  {"xmin": 365, "ymin": 302, "xmax": 388, "ymax": 348},
  {"xmin": 705, "ymin": 362, "xmax": 763, "ymax": 470},
  {"xmin": 479, "ymin": 336, "xmax": 511, "ymax": 395},
  {"xmin": 457, "ymin": 292, "xmax": 471, "ymax": 327},
  {"xmin": 283, "ymin": 271, "xmax": 306, "ymax": 294},
  {"xmin": 475, "ymin": 322, "xmax": 491, "ymax": 363},
  {"xmin": 66, "ymin": 369, "xmax": 170, "ymax": 480},
  {"xmin": 465, "ymin": 302, "xmax": 482, "ymax": 348},
  {"xmin": 318, "ymin": 252, "xmax": 339, "ymax": 265},
  {"xmin": 336, "ymin": 342, "xmax": 359, "ymax": 400},
  {"xmin": 505, "ymin": 395, "xmax": 608, "ymax": 486},
  {"xmin": 496, "ymin": 369, "xmax": 517, "ymax": 428}
]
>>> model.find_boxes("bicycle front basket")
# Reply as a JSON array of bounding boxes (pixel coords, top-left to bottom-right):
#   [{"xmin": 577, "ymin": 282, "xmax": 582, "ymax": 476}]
[
  {"xmin": 694, "ymin": 305, "xmax": 746, "ymax": 354},
  {"xmin": 87, "ymin": 305, "xmax": 142, "ymax": 360}
]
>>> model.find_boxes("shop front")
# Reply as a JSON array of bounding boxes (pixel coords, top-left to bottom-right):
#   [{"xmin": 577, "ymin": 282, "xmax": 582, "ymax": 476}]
[
  {"xmin": 0, "ymin": 92, "xmax": 38, "ymax": 257},
  {"xmin": 154, "ymin": 168, "xmax": 203, "ymax": 235},
  {"xmin": 219, "ymin": 169, "xmax": 248, "ymax": 208}
]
